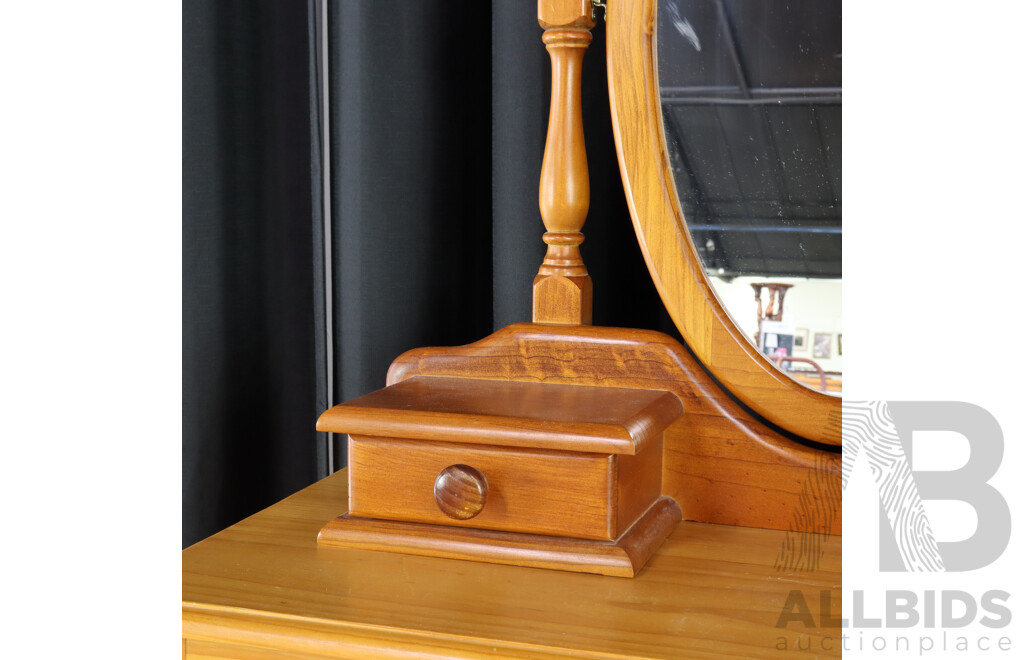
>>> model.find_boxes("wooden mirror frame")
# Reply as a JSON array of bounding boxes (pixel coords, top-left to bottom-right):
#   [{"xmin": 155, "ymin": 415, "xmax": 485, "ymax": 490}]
[{"xmin": 606, "ymin": 0, "xmax": 841, "ymax": 446}]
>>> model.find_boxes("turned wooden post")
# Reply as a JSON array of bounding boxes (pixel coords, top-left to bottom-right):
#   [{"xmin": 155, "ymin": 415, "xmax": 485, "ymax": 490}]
[
  {"xmin": 533, "ymin": 0, "xmax": 595, "ymax": 325},
  {"xmin": 752, "ymin": 282, "xmax": 793, "ymax": 346}
]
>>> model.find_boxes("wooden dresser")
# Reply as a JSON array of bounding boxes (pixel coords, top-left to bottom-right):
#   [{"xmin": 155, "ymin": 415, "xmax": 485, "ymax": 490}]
[
  {"xmin": 182, "ymin": 468, "xmax": 840, "ymax": 659},
  {"xmin": 183, "ymin": 2, "xmax": 843, "ymax": 656}
]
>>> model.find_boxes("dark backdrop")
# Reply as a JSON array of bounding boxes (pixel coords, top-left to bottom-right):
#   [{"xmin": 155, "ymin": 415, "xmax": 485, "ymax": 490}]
[{"xmin": 183, "ymin": 0, "xmax": 675, "ymax": 548}]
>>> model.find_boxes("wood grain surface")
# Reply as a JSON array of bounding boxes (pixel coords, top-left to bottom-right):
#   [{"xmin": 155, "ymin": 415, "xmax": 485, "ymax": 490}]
[
  {"xmin": 387, "ymin": 323, "xmax": 841, "ymax": 535},
  {"xmin": 319, "ymin": 496, "xmax": 681, "ymax": 578},
  {"xmin": 533, "ymin": 1, "xmax": 595, "ymax": 325},
  {"xmin": 317, "ymin": 375, "xmax": 682, "ymax": 455},
  {"xmin": 346, "ymin": 434, "xmax": 664, "ymax": 541},
  {"xmin": 184, "ymin": 468, "xmax": 842, "ymax": 658},
  {"xmin": 605, "ymin": 0, "xmax": 842, "ymax": 445},
  {"xmin": 433, "ymin": 463, "xmax": 488, "ymax": 521},
  {"xmin": 537, "ymin": 0, "xmax": 595, "ymax": 31},
  {"xmin": 347, "ymin": 436, "xmax": 617, "ymax": 540}
]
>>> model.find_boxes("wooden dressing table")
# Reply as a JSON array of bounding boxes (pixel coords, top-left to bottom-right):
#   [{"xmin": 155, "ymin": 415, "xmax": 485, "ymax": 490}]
[
  {"xmin": 183, "ymin": 0, "xmax": 842, "ymax": 656},
  {"xmin": 183, "ymin": 468, "xmax": 840, "ymax": 658}
]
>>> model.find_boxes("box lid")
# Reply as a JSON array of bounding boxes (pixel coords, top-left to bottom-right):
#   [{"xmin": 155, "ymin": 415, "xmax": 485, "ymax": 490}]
[{"xmin": 316, "ymin": 376, "xmax": 682, "ymax": 455}]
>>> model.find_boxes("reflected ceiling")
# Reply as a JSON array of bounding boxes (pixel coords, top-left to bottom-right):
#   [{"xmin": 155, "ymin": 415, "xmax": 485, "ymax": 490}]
[{"xmin": 659, "ymin": 0, "xmax": 841, "ymax": 279}]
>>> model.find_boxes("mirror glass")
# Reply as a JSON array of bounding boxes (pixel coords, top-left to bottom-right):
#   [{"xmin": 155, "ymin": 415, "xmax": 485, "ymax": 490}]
[{"xmin": 657, "ymin": 0, "xmax": 841, "ymax": 394}]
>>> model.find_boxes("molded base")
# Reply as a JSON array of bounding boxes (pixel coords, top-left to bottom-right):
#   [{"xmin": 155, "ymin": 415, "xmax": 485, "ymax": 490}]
[{"xmin": 318, "ymin": 496, "xmax": 682, "ymax": 578}]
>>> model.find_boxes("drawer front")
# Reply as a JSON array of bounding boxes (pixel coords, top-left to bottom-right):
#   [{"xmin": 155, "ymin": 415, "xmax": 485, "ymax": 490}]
[{"xmin": 348, "ymin": 436, "xmax": 615, "ymax": 540}]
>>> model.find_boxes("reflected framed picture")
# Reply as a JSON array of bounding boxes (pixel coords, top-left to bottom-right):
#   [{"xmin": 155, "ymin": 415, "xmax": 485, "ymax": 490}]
[
  {"xmin": 794, "ymin": 328, "xmax": 809, "ymax": 352},
  {"xmin": 813, "ymin": 332, "xmax": 832, "ymax": 359}
]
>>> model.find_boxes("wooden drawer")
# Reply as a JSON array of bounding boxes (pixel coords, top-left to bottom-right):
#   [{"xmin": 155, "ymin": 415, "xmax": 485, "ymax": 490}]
[{"xmin": 348, "ymin": 434, "xmax": 662, "ymax": 541}]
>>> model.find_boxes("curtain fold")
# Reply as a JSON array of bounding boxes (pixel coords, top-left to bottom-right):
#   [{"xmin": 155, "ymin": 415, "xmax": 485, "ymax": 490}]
[
  {"xmin": 183, "ymin": 0, "xmax": 321, "ymax": 547},
  {"xmin": 490, "ymin": 2, "xmax": 548, "ymax": 328},
  {"xmin": 183, "ymin": 1, "xmax": 678, "ymax": 547},
  {"xmin": 327, "ymin": 3, "xmax": 494, "ymax": 474}
]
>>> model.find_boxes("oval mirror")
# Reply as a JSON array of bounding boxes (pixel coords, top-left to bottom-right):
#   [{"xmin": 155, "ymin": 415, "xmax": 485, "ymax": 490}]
[
  {"xmin": 607, "ymin": 0, "xmax": 841, "ymax": 444},
  {"xmin": 658, "ymin": 0, "xmax": 841, "ymax": 395}
]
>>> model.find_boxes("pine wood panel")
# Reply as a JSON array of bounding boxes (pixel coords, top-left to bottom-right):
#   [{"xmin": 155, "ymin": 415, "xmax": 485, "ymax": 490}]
[
  {"xmin": 347, "ymin": 436, "xmax": 617, "ymax": 540},
  {"xmin": 605, "ymin": 0, "xmax": 842, "ymax": 445},
  {"xmin": 533, "ymin": 1, "xmax": 596, "ymax": 325},
  {"xmin": 387, "ymin": 323, "xmax": 841, "ymax": 535},
  {"xmin": 614, "ymin": 435, "xmax": 663, "ymax": 535},
  {"xmin": 346, "ymin": 434, "xmax": 664, "ymax": 542},
  {"xmin": 319, "ymin": 496, "xmax": 681, "ymax": 578},
  {"xmin": 317, "ymin": 375, "xmax": 682, "ymax": 455},
  {"xmin": 183, "ymin": 468, "xmax": 841, "ymax": 658}
]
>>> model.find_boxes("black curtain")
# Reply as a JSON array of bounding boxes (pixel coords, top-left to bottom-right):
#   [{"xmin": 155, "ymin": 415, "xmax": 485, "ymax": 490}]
[
  {"xmin": 183, "ymin": 0, "xmax": 675, "ymax": 548},
  {"xmin": 183, "ymin": 0, "xmax": 323, "ymax": 547}
]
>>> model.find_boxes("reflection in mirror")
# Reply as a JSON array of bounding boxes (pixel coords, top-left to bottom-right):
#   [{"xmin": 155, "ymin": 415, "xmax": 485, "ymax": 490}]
[{"xmin": 657, "ymin": 0, "xmax": 841, "ymax": 394}]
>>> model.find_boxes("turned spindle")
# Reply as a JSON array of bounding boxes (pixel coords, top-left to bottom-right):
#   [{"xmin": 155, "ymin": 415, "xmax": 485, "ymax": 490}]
[
  {"xmin": 752, "ymin": 282, "xmax": 793, "ymax": 346},
  {"xmin": 533, "ymin": 0, "xmax": 596, "ymax": 325}
]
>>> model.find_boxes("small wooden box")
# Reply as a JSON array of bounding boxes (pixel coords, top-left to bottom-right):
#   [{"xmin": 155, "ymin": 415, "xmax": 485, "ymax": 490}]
[{"xmin": 316, "ymin": 375, "xmax": 683, "ymax": 576}]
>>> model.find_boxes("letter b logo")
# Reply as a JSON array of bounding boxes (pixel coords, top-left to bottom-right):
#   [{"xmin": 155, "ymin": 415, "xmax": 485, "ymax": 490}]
[{"xmin": 843, "ymin": 402, "xmax": 1011, "ymax": 572}]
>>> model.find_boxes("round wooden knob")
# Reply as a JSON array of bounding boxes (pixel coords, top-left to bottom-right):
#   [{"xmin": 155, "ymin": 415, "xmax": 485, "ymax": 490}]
[{"xmin": 433, "ymin": 464, "xmax": 487, "ymax": 520}]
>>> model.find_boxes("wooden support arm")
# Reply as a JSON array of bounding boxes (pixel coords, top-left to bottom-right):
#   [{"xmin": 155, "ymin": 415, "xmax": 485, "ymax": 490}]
[{"xmin": 533, "ymin": 0, "xmax": 596, "ymax": 325}]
